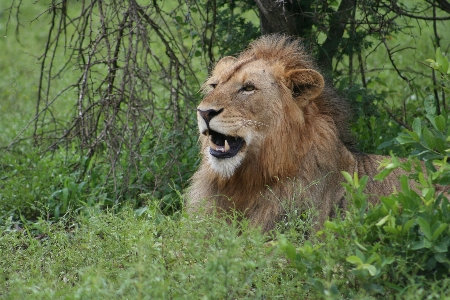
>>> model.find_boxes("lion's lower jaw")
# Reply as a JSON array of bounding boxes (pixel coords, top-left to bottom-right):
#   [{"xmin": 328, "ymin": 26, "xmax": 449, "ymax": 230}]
[{"xmin": 206, "ymin": 147, "xmax": 244, "ymax": 178}]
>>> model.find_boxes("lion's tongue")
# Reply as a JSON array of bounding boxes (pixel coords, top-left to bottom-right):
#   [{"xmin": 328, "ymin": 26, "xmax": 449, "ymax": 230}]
[{"xmin": 209, "ymin": 138, "xmax": 230, "ymax": 152}]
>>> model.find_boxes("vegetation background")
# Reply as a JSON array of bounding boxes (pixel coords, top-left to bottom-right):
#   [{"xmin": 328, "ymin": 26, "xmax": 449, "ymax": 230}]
[{"xmin": 1, "ymin": 0, "xmax": 450, "ymax": 298}]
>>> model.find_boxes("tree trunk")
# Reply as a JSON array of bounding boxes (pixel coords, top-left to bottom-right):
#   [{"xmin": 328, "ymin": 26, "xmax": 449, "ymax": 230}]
[
  {"xmin": 254, "ymin": 0, "xmax": 357, "ymax": 73},
  {"xmin": 318, "ymin": 0, "xmax": 356, "ymax": 72},
  {"xmin": 254, "ymin": 0, "xmax": 313, "ymax": 36}
]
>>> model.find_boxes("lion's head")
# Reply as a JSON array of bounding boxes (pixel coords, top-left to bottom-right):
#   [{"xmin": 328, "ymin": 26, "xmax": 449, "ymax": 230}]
[
  {"xmin": 196, "ymin": 35, "xmax": 352, "ymax": 181},
  {"xmin": 187, "ymin": 35, "xmax": 362, "ymax": 231}
]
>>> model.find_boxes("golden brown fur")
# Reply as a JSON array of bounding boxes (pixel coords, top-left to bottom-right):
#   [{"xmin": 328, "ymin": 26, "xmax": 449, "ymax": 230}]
[{"xmin": 186, "ymin": 35, "xmax": 411, "ymax": 232}]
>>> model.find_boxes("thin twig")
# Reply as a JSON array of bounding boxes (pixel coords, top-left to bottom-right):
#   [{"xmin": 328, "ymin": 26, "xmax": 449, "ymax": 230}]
[{"xmin": 383, "ymin": 105, "xmax": 412, "ymax": 130}]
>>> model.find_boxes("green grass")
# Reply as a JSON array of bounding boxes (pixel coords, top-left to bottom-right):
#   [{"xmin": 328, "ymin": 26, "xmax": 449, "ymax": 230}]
[
  {"xmin": 2, "ymin": 202, "xmax": 450, "ymax": 299},
  {"xmin": 1, "ymin": 208, "xmax": 303, "ymax": 299},
  {"xmin": 0, "ymin": 2, "xmax": 81, "ymax": 147},
  {"xmin": 0, "ymin": 6, "xmax": 42, "ymax": 146}
]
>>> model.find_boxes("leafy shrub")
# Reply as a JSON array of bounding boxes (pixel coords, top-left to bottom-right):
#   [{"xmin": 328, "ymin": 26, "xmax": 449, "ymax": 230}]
[
  {"xmin": 279, "ymin": 156, "xmax": 450, "ymax": 297},
  {"xmin": 279, "ymin": 49, "xmax": 450, "ymax": 297},
  {"xmin": 0, "ymin": 146, "xmax": 112, "ymax": 223}
]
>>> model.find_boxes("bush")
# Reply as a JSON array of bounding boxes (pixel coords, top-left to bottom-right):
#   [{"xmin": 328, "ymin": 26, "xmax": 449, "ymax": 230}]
[{"xmin": 279, "ymin": 49, "xmax": 450, "ymax": 298}]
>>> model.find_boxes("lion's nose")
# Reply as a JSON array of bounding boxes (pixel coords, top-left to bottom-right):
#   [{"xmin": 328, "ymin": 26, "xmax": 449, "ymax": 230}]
[{"xmin": 197, "ymin": 108, "xmax": 223, "ymax": 126}]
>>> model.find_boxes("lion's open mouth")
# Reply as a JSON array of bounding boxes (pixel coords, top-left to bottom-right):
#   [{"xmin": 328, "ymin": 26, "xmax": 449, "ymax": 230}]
[{"xmin": 205, "ymin": 130, "xmax": 245, "ymax": 159}]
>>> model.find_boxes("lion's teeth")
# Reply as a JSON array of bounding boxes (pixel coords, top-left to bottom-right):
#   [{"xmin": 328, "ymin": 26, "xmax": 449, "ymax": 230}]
[
  {"xmin": 208, "ymin": 138, "xmax": 229, "ymax": 152},
  {"xmin": 208, "ymin": 136, "xmax": 230, "ymax": 153},
  {"xmin": 216, "ymin": 146, "xmax": 225, "ymax": 152},
  {"xmin": 209, "ymin": 138, "xmax": 216, "ymax": 150}
]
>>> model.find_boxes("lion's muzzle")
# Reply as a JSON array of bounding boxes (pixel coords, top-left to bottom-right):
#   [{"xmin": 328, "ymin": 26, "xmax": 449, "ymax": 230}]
[{"xmin": 197, "ymin": 108, "xmax": 245, "ymax": 159}]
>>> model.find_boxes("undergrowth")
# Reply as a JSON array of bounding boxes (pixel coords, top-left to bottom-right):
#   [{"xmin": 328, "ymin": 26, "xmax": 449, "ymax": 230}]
[{"xmin": 1, "ymin": 207, "xmax": 305, "ymax": 299}]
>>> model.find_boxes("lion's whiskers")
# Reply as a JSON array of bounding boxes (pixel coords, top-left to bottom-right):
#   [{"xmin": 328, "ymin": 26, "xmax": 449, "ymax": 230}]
[{"xmin": 240, "ymin": 119, "xmax": 269, "ymax": 129}]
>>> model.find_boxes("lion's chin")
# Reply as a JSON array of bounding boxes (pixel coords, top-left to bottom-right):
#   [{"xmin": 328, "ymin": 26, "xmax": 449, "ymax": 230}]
[{"xmin": 205, "ymin": 147, "xmax": 245, "ymax": 178}]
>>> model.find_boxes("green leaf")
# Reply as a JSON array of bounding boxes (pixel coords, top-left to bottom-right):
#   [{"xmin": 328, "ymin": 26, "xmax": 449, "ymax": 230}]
[
  {"xmin": 341, "ymin": 171, "xmax": 353, "ymax": 184},
  {"xmin": 435, "ymin": 253, "xmax": 448, "ymax": 263},
  {"xmin": 353, "ymin": 172, "xmax": 360, "ymax": 185},
  {"xmin": 435, "ymin": 172, "xmax": 450, "ymax": 185},
  {"xmin": 436, "ymin": 48, "xmax": 443, "ymax": 64},
  {"xmin": 380, "ymin": 196, "xmax": 398, "ymax": 214},
  {"xmin": 374, "ymin": 168, "xmax": 393, "ymax": 181},
  {"xmin": 362, "ymin": 264, "xmax": 378, "ymax": 276},
  {"xmin": 376, "ymin": 215, "xmax": 390, "ymax": 227},
  {"xmin": 367, "ymin": 283, "xmax": 385, "ymax": 295},
  {"xmin": 443, "ymin": 57, "xmax": 450, "ymax": 74},
  {"xmin": 366, "ymin": 253, "xmax": 381, "ymax": 265},
  {"xmin": 396, "ymin": 133, "xmax": 417, "ymax": 144},
  {"xmin": 411, "ymin": 241, "xmax": 425, "ymax": 250},
  {"xmin": 279, "ymin": 239, "xmax": 297, "ymax": 260},
  {"xmin": 424, "ymin": 95, "xmax": 436, "ymax": 114},
  {"xmin": 346, "ymin": 255, "xmax": 363, "ymax": 265},
  {"xmin": 426, "ymin": 114, "xmax": 436, "ymax": 129},
  {"xmin": 434, "ymin": 115, "xmax": 447, "ymax": 133},
  {"xmin": 355, "ymin": 249, "xmax": 366, "ymax": 261},
  {"xmin": 383, "ymin": 257, "xmax": 395, "ymax": 265},
  {"xmin": 400, "ymin": 175, "xmax": 411, "ymax": 194},
  {"xmin": 62, "ymin": 187, "xmax": 69, "ymax": 203},
  {"xmin": 377, "ymin": 139, "xmax": 395, "ymax": 149},
  {"xmin": 422, "ymin": 127, "xmax": 436, "ymax": 150},
  {"xmin": 436, "ymin": 48, "xmax": 449, "ymax": 74},
  {"xmin": 383, "ymin": 226, "xmax": 400, "ymax": 235},
  {"xmin": 134, "ymin": 206, "xmax": 148, "ymax": 217},
  {"xmin": 354, "ymin": 241, "xmax": 368, "ymax": 251},
  {"xmin": 359, "ymin": 175, "xmax": 369, "ymax": 189},
  {"xmin": 433, "ymin": 242, "xmax": 448, "ymax": 253},
  {"xmin": 329, "ymin": 284, "xmax": 340, "ymax": 296},
  {"xmin": 434, "ymin": 137, "xmax": 447, "ymax": 154},
  {"xmin": 412, "ymin": 239, "xmax": 432, "ymax": 250},
  {"xmin": 431, "ymin": 223, "xmax": 448, "ymax": 241},
  {"xmin": 412, "ymin": 118, "xmax": 422, "ymax": 137},
  {"xmin": 418, "ymin": 172, "xmax": 429, "ymax": 187},
  {"xmin": 417, "ymin": 217, "xmax": 432, "ymax": 240},
  {"xmin": 402, "ymin": 219, "xmax": 416, "ymax": 233}
]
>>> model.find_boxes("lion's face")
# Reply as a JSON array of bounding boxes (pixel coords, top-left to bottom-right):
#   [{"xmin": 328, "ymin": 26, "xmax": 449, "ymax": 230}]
[{"xmin": 197, "ymin": 55, "xmax": 324, "ymax": 178}]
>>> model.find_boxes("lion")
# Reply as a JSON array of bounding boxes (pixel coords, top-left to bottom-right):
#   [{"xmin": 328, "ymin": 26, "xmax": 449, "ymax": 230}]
[{"xmin": 185, "ymin": 35, "xmax": 419, "ymax": 232}]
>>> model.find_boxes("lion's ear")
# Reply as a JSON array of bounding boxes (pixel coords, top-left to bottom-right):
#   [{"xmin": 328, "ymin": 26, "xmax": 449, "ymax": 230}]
[
  {"xmin": 212, "ymin": 56, "xmax": 237, "ymax": 75},
  {"xmin": 286, "ymin": 69, "xmax": 324, "ymax": 101}
]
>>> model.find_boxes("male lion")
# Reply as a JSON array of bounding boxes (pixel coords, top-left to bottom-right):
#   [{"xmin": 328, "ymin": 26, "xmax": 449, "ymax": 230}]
[{"xmin": 186, "ymin": 35, "xmax": 408, "ymax": 232}]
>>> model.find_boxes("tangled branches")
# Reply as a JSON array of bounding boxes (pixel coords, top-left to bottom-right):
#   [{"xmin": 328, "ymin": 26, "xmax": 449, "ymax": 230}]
[{"xmin": 7, "ymin": 0, "xmax": 215, "ymax": 202}]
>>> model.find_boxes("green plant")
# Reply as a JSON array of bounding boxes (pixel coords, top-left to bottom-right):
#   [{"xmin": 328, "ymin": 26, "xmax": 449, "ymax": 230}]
[{"xmin": 278, "ymin": 49, "xmax": 450, "ymax": 297}]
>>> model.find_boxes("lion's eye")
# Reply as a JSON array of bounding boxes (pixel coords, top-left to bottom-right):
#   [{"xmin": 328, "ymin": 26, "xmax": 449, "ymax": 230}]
[
  {"xmin": 241, "ymin": 84, "xmax": 255, "ymax": 93},
  {"xmin": 210, "ymin": 83, "xmax": 218, "ymax": 89}
]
